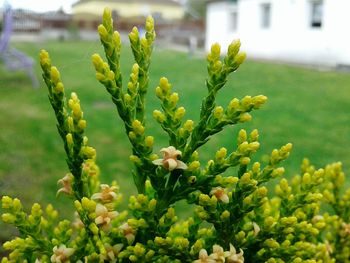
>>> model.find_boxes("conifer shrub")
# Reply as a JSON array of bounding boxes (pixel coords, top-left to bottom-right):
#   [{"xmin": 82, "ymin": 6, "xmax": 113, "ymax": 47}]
[{"xmin": 1, "ymin": 8, "xmax": 350, "ymax": 263}]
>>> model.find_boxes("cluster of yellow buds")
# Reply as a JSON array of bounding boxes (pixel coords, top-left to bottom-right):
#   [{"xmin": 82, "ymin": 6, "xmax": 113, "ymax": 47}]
[
  {"xmin": 2, "ymin": 8, "xmax": 350, "ymax": 263},
  {"xmin": 201, "ymin": 129, "xmax": 260, "ymax": 178},
  {"xmin": 40, "ymin": 50, "xmax": 100, "ymax": 200},
  {"xmin": 193, "ymin": 244, "xmax": 244, "ymax": 263},
  {"xmin": 153, "ymin": 77, "xmax": 194, "ymax": 150},
  {"xmin": 92, "ymin": 8, "xmax": 158, "ymax": 194}
]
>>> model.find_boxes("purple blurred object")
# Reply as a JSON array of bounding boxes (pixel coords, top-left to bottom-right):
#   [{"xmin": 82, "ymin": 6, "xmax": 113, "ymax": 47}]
[{"xmin": 0, "ymin": 5, "xmax": 39, "ymax": 88}]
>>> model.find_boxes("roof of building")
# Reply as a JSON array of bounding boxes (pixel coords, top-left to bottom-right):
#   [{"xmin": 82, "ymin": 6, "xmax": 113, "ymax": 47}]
[
  {"xmin": 73, "ymin": 0, "xmax": 182, "ymax": 7},
  {"xmin": 206, "ymin": 0, "xmax": 237, "ymax": 3}
]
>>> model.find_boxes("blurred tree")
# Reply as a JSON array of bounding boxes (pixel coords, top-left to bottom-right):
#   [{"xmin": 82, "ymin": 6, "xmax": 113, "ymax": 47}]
[{"xmin": 184, "ymin": 0, "xmax": 206, "ymax": 20}]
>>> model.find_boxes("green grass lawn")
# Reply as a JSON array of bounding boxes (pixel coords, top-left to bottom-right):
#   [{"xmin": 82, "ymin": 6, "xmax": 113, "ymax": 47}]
[{"xmin": 1, "ymin": 40, "xmax": 350, "ymax": 229}]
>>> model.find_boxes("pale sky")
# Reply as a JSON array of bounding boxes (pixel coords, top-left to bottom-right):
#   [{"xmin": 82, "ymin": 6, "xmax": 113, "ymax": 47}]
[{"xmin": 1, "ymin": 0, "xmax": 78, "ymax": 13}]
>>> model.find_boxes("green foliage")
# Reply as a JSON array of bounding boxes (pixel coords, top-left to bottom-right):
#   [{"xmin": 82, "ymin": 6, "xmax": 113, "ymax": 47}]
[{"xmin": 1, "ymin": 8, "xmax": 350, "ymax": 263}]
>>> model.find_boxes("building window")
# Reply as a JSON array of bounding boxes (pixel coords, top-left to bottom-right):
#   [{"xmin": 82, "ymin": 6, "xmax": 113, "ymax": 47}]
[
  {"xmin": 310, "ymin": 1, "xmax": 323, "ymax": 28},
  {"xmin": 229, "ymin": 11, "xmax": 238, "ymax": 31},
  {"xmin": 261, "ymin": 3, "xmax": 271, "ymax": 29}
]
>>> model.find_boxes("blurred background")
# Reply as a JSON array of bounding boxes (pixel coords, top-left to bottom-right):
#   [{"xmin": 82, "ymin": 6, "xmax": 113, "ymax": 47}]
[{"xmin": 1, "ymin": 0, "xmax": 350, "ymax": 251}]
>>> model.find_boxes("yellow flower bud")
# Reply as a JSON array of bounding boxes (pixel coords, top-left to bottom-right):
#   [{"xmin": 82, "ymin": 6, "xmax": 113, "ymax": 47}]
[
  {"xmin": 240, "ymin": 172, "xmax": 251, "ymax": 184},
  {"xmin": 1, "ymin": 196, "xmax": 13, "ymax": 209},
  {"xmin": 226, "ymin": 176, "xmax": 239, "ymax": 184},
  {"xmin": 257, "ymin": 186, "xmax": 268, "ymax": 197},
  {"xmin": 175, "ymin": 107, "xmax": 186, "ymax": 120},
  {"xmin": 250, "ymin": 129, "xmax": 259, "ymax": 141},
  {"xmin": 102, "ymin": 7, "xmax": 112, "ymax": 23},
  {"xmin": 98, "ymin": 24, "xmax": 108, "ymax": 40},
  {"xmin": 146, "ymin": 250, "xmax": 155, "ymax": 260},
  {"xmin": 241, "ymin": 95, "xmax": 252, "ymax": 108},
  {"xmin": 166, "ymin": 207, "xmax": 175, "ymax": 219},
  {"xmin": 188, "ymin": 161, "xmax": 200, "ymax": 171},
  {"xmin": 252, "ymin": 162, "xmax": 260, "ymax": 173},
  {"xmin": 129, "ymin": 255, "xmax": 138, "ymax": 262},
  {"xmin": 91, "ymin": 53, "xmax": 104, "ymax": 71},
  {"xmin": 81, "ymin": 146, "xmax": 96, "ymax": 159},
  {"xmin": 129, "ymin": 27, "xmax": 139, "ymax": 42},
  {"xmin": 95, "ymin": 72, "xmax": 105, "ymax": 82},
  {"xmin": 146, "ymin": 16, "xmax": 154, "ymax": 31},
  {"xmin": 213, "ymin": 60, "xmax": 223, "ymax": 73},
  {"xmin": 12, "ymin": 198, "xmax": 22, "ymax": 211},
  {"xmin": 2, "ymin": 213, "xmax": 16, "ymax": 224},
  {"xmin": 155, "ymin": 236, "xmax": 165, "ymax": 245},
  {"xmin": 264, "ymin": 216, "xmax": 275, "ymax": 227},
  {"xmin": 131, "ymin": 63, "xmax": 139, "ymax": 75},
  {"xmin": 281, "ymin": 143, "xmax": 293, "ymax": 154},
  {"xmin": 239, "ymin": 112, "xmax": 252, "ymax": 122},
  {"xmin": 140, "ymin": 37, "xmax": 148, "ymax": 48},
  {"xmin": 83, "ymin": 136, "xmax": 88, "ymax": 145},
  {"xmin": 264, "ymin": 239, "xmax": 280, "ymax": 249},
  {"xmin": 238, "ymin": 141, "xmax": 249, "ymax": 153},
  {"xmin": 159, "ymin": 77, "xmax": 170, "ymax": 92},
  {"xmin": 243, "ymin": 195, "xmax": 252, "ymax": 205},
  {"xmin": 124, "ymin": 94, "xmax": 132, "ymax": 104},
  {"xmin": 234, "ymin": 52, "xmax": 247, "ymax": 65},
  {"xmin": 236, "ymin": 231, "xmax": 246, "ymax": 241},
  {"xmin": 191, "ymin": 151, "xmax": 199, "ymax": 160},
  {"xmin": 107, "ymin": 70, "xmax": 115, "ymax": 81},
  {"xmin": 134, "ymin": 243, "xmax": 145, "ymax": 257},
  {"xmin": 175, "ymin": 237, "xmax": 189, "ymax": 249},
  {"xmin": 132, "ymin": 120, "xmax": 145, "ymax": 135},
  {"xmin": 279, "ymin": 179, "xmax": 290, "ymax": 192},
  {"xmin": 31, "ymin": 203, "xmax": 42, "ymax": 217},
  {"xmin": 145, "ymin": 136, "xmax": 154, "ymax": 148},
  {"xmin": 238, "ymin": 129, "xmax": 247, "ymax": 143},
  {"xmin": 78, "ymin": 120, "xmax": 87, "ymax": 130},
  {"xmin": 46, "ymin": 204, "xmax": 58, "ymax": 219},
  {"xmin": 74, "ymin": 200, "xmax": 83, "ymax": 212},
  {"xmin": 210, "ymin": 43, "xmax": 221, "ymax": 59},
  {"xmin": 302, "ymin": 173, "xmax": 312, "ymax": 185},
  {"xmin": 281, "ymin": 216, "xmax": 298, "ymax": 226},
  {"xmin": 129, "ymin": 131, "xmax": 137, "ymax": 140},
  {"xmin": 82, "ymin": 197, "xmax": 91, "ymax": 210},
  {"xmin": 293, "ymin": 258, "xmax": 303, "ymax": 263},
  {"xmin": 249, "ymin": 142, "xmax": 260, "ymax": 151},
  {"xmin": 216, "ymin": 147, "xmax": 227, "ymax": 159},
  {"xmin": 228, "ymin": 98, "xmax": 239, "ymax": 111},
  {"xmin": 199, "ymin": 194, "xmax": 210, "ymax": 205},
  {"xmin": 148, "ymin": 199, "xmax": 157, "ymax": 211},
  {"xmin": 183, "ymin": 120, "xmax": 194, "ymax": 132},
  {"xmin": 113, "ymin": 31, "xmax": 121, "ymax": 46},
  {"xmin": 228, "ymin": 39, "xmax": 241, "ymax": 57},
  {"xmin": 169, "ymin": 92, "xmax": 179, "ymax": 106},
  {"xmin": 220, "ymin": 210, "xmax": 230, "ymax": 221},
  {"xmin": 137, "ymin": 194, "xmax": 147, "ymax": 204},
  {"xmin": 39, "ymin": 49, "xmax": 50, "ymax": 64},
  {"xmin": 271, "ymin": 149, "xmax": 279, "ymax": 161},
  {"xmin": 72, "ymin": 104, "xmax": 82, "ymax": 120},
  {"xmin": 252, "ymin": 95, "xmax": 268, "ymax": 109},
  {"xmin": 54, "ymin": 82, "xmax": 64, "ymax": 94},
  {"xmin": 89, "ymin": 223, "xmax": 99, "ymax": 235},
  {"xmin": 240, "ymin": 157, "xmax": 250, "ymax": 165},
  {"xmin": 153, "ymin": 110, "xmax": 165, "ymax": 123},
  {"xmin": 149, "ymin": 153, "xmax": 158, "ymax": 161},
  {"xmin": 50, "ymin": 66, "xmax": 60, "ymax": 84},
  {"xmin": 213, "ymin": 106, "xmax": 224, "ymax": 119}
]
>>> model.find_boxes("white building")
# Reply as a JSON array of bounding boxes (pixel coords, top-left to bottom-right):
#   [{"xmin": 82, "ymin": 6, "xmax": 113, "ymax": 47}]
[{"xmin": 206, "ymin": 0, "xmax": 350, "ymax": 67}]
